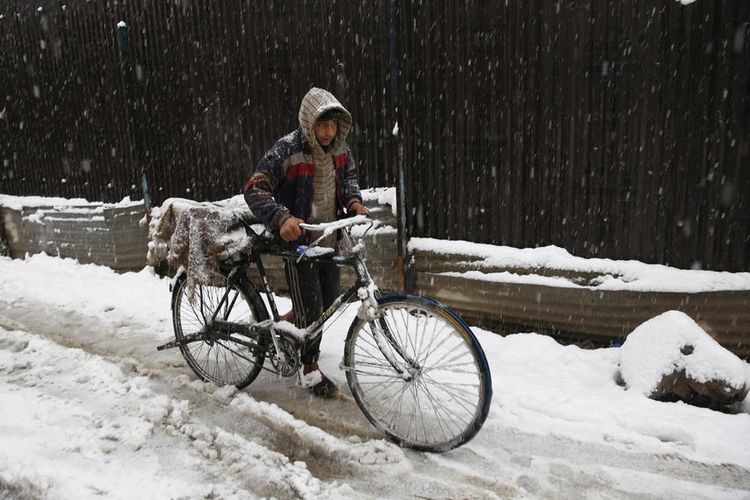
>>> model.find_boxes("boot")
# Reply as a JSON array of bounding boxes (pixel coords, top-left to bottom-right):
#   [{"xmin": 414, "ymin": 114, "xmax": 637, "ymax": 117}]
[{"xmin": 302, "ymin": 362, "xmax": 338, "ymax": 398}]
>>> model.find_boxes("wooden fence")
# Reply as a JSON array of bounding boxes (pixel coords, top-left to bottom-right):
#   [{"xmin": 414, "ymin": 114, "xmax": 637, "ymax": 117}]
[
  {"xmin": 399, "ymin": 0, "xmax": 750, "ymax": 272},
  {"xmin": 1, "ymin": 0, "xmax": 748, "ymax": 271},
  {"xmin": 0, "ymin": 0, "xmax": 395, "ymax": 203}
]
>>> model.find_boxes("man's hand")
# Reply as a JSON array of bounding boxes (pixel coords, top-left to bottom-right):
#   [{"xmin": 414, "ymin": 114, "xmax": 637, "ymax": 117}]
[
  {"xmin": 280, "ymin": 216, "xmax": 304, "ymax": 242},
  {"xmin": 349, "ymin": 201, "xmax": 369, "ymax": 216}
]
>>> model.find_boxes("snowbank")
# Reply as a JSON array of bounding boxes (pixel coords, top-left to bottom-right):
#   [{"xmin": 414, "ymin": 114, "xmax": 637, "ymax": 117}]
[
  {"xmin": 361, "ymin": 187, "xmax": 396, "ymax": 216},
  {"xmin": 619, "ymin": 311, "xmax": 750, "ymax": 399}
]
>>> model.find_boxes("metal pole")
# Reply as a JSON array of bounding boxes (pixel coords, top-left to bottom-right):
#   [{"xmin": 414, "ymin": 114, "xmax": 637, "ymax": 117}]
[
  {"xmin": 117, "ymin": 21, "xmax": 150, "ymax": 221},
  {"xmin": 391, "ymin": 0, "xmax": 411, "ymax": 293}
]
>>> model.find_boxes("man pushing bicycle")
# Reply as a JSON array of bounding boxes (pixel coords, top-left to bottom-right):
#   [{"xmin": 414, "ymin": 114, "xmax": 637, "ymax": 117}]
[{"xmin": 243, "ymin": 87, "xmax": 369, "ymax": 398}]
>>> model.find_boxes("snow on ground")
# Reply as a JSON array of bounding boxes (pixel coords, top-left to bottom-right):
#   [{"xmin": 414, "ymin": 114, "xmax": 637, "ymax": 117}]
[{"xmin": 1, "ymin": 253, "xmax": 750, "ymax": 499}]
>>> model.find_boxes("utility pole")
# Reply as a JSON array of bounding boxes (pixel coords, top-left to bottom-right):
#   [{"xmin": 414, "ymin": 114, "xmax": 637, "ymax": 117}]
[
  {"xmin": 391, "ymin": 0, "xmax": 412, "ymax": 293},
  {"xmin": 117, "ymin": 20, "xmax": 150, "ymax": 221}
]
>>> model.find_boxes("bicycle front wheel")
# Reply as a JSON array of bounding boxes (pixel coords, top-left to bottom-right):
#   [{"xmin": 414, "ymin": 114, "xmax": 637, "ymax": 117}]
[
  {"xmin": 344, "ymin": 295, "xmax": 492, "ymax": 452},
  {"xmin": 172, "ymin": 273, "xmax": 268, "ymax": 389}
]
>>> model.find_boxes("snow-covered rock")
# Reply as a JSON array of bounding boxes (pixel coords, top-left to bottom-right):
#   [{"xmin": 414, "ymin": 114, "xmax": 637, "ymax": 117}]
[{"xmin": 618, "ymin": 311, "xmax": 750, "ymax": 408}]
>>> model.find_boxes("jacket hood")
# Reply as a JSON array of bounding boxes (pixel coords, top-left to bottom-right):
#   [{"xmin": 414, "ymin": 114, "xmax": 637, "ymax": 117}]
[{"xmin": 298, "ymin": 87, "xmax": 352, "ymax": 156}]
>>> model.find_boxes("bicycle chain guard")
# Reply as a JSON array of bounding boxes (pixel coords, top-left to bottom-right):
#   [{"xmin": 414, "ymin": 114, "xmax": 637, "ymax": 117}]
[{"xmin": 268, "ymin": 334, "xmax": 300, "ymax": 377}]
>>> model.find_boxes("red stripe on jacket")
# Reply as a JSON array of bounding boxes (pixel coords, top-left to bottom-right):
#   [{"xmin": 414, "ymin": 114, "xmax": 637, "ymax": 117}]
[
  {"xmin": 244, "ymin": 176, "xmax": 270, "ymax": 192},
  {"xmin": 287, "ymin": 162, "xmax": 315, "ymax": 179},
  {"xmin": 333, "ymin": 153, "xmax": 348, "ymax": 170}
]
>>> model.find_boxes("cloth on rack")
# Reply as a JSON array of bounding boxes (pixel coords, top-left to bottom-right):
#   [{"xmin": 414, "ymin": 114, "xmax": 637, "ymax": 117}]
[{"xmin": 147, "ymin": 195, "xmax": 257, "ymax": 292}]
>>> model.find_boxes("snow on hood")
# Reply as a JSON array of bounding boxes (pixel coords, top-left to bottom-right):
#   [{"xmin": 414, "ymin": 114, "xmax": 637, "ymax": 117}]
[{"xmin": 298, "ymin": 87, "xmax": 352, "ymax": 156}]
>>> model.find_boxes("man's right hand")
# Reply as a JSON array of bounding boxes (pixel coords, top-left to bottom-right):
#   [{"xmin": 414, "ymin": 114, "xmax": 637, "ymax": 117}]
[{"xmin": 280, "ymin": 216, "xmax": 304, "ymax": 242}]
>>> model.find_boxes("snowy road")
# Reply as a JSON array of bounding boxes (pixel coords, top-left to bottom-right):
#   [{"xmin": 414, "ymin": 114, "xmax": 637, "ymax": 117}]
[{"xmin": 1, "ymin": 254, "xmax": 750, "ymax": 499}]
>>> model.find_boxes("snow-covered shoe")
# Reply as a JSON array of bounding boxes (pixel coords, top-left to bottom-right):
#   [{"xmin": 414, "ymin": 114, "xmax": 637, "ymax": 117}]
[{"xmin": 301, "ymin": 362, "xmax": 338, "ymax": 398}]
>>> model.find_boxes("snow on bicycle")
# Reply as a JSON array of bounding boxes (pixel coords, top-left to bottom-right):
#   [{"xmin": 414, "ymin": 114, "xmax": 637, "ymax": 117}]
[{"xmin": 151, "ymin": 203, "xmax": 492, "ymax": 452}]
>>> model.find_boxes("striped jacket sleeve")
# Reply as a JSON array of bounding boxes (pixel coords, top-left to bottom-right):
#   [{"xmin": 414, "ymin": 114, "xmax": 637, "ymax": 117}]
[
  {"xmin": 341, "ymin": 146, "xmax": 363, "ymax": 210},
  {"xmin": 243, "ymin": 139, "xmax": 293, "ymax": 232}
]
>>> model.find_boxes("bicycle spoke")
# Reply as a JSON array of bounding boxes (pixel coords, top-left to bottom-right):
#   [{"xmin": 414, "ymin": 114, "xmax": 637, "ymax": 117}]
[
  {"xmin": 421, "ymin": 373, "xmax": 479, "ymax": 417},
  {"xmin": 415, "ymin": 321, "xmax": 451, "ymax": 367},
  {"xmin": 346, "ymin": 298, "xmax": 491, "ymax": 451},
  {"xmin": 377, "ymin": 380, "xmax": 411, "ymax": 430},
  {"xmin": 413, "ymin": 379, "xmax": 451, "ymax": 443},
  {"xmin": 174, "ymin": 278, "xmax": 266, "ymax": 388},
  {"xmin": 425, "ymin": 351, "xmax": 473, "ymax": 371},
  {"xmin": 415, "ymin": 376, "xmax": 469, "ymax": 438},
  {"xmin": 401, "ymin": 311, "xmax": 419, "ymax": 362},
  {"xmin": 360, "ymin": 373, "xmax": 403, "ymax": 396}
]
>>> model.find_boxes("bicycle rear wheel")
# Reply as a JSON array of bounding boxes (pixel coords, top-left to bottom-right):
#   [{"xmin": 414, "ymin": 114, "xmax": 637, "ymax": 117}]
[
  {"xmin": 172, "ymin": 273, "xmax": 268, "ymax": 389},
  {"xmin": 344, "ymin": 294, "xmax": 492, "ymax": 452}
]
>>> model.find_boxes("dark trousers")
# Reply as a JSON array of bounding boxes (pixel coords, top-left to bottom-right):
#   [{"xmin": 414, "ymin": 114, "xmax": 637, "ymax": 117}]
[{"xmin": 284, "ymin": 259, "xmax": 340, "ymax": 364}]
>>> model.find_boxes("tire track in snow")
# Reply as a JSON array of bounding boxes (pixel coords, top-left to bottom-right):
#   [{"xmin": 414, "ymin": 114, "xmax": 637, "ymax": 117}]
[
  {"xmin": 0, "ymin": 298, "xmax": 512, "ymax": 499},
  {"xmin": 7, "ymin": 293, "xmax": 745, "ymax": 499},
  {"xmin": 0, "ymin": 325, "xmax": 359, "ymax": 499},
  {"xmin": 472, "ymin": 424, "xmax": 750, "ymax": 497},
  {"xmin": 0, "ymin": 298, "xmax": 405, "ymax": 473}
]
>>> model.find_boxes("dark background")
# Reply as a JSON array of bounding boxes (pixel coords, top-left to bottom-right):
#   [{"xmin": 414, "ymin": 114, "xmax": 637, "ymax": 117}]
[{"xmin": 1, "ymin": 0, "xmax": 748, "ymax": 271}]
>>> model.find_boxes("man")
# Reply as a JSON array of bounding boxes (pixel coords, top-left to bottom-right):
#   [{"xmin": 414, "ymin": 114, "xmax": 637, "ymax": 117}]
[{"xmin": 243, "ymin": 87, "xmax": 368, "ymax": 397}]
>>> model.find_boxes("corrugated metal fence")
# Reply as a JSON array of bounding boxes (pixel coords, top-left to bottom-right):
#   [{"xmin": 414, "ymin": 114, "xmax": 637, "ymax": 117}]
[
  {"xmin": 0, "ymin": 0, "xmax": 395, "ymax": 201},
  {"xmin": 399, "ymin": 1, "xmax": 750, "ymax": 272},
  {"xmin": 1, "ymin": 0, "xmax": 748, "ymax": 271}
]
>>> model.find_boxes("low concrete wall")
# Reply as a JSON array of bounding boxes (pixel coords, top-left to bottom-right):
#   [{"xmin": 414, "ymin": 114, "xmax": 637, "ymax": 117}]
[
  {"xmin": 0, "ymin": 202, "xmax": 149, "ymax": 272},
  {"xmin": 1, "ymin": 196, "xmax": 747, "ymax": 358},
  {"xmin": 409, "ymin": 247, "xmax": 750, "ymax": 358},
  {"xmin": 413, "ymin": 271, "xmax": 750, "ymax": 358}
]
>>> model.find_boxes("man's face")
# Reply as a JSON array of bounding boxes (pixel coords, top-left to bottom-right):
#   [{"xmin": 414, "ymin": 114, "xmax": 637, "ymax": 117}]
[{"xmin": 314, "ymin": 119, "xmax": 337, "ymax": 147}]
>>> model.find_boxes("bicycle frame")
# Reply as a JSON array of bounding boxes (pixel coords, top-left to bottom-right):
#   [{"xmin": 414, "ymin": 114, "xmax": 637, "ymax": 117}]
[
  {"xmin": 241, "ymin": 245, "xmax": 373, "ymax": 347},
  {"xmin": 221, "ymin": 231, "xmax": 417, "ymax": 376},
  {"xmin": 160, "ymin": 219, "xmax": 419, "ymax": 379},
  {"xmin": 162, "ymin": 217, "xmax": 493, "ymax": 452}
]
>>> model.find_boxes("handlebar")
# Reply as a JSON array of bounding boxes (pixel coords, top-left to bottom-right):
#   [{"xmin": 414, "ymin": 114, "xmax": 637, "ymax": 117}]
[
  {"xmin": 296, "ymin": 216, "xmax": 376, "ymax": 262},
  {"xmin": 240, "ymin": 215, "xmax": 377, "ymax": 262},
  {"xmin": 298, "ymin": 215, "xmax": 372, "ymax": 234}
]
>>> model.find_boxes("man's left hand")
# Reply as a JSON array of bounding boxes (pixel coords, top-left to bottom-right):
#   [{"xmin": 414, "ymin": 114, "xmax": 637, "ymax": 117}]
[{"xmin": 349, "ymin": 202, "xmax": 369, "ymax": 215}]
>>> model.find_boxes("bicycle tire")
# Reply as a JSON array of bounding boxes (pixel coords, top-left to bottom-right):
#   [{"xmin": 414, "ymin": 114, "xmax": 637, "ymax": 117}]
[
  {"xmin": 171, "ymin": 272, "xmax": 268, "ymax": 389},
  {"xmin": 344, "ymin": 294, "xmax": 492, "ymax": 452}
]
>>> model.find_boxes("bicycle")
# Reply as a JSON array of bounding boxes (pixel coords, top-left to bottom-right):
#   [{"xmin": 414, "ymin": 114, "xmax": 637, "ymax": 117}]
[{"xmin": 157, "ymin": 215, "xmax": 492, "ymax": 452}]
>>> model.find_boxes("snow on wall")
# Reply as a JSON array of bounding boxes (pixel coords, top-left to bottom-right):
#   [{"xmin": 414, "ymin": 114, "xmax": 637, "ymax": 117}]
[
  {"xmin": 410, "ymin": 238, "xmax": 750, "ymax": 293},
  {"xmin": 0, "ymin": 195, "xmax": 148, "ymax": 270}
]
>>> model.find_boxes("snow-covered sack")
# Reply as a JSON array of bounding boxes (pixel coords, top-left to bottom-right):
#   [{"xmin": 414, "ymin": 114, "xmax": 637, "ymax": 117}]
[
  {"xmin": 147, "ymin": 196, "xmax": 256, "ymax": 287},
  {"xmin": 619, "ymin": 311, "xmax": 750, "ymax": 409}
]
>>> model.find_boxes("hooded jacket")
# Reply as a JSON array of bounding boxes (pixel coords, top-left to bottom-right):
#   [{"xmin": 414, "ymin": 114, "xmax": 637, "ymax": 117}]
[{"xmin": 243, "ymin": 88, "xmax": 363, "ymax": 240}]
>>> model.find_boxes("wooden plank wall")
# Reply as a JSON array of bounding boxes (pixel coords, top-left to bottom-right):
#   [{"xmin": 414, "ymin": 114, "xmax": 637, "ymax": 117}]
[
  {"xmin": 0, "ymin": 0, "xmax": 394, "ymax": 204},
  {"xmin": 1, "ymin": 1, "xmax": 748, "ymax": 272},
  {"xmin": 399, "ymin": 0, "xmax": 750, "ymax": 272}
]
